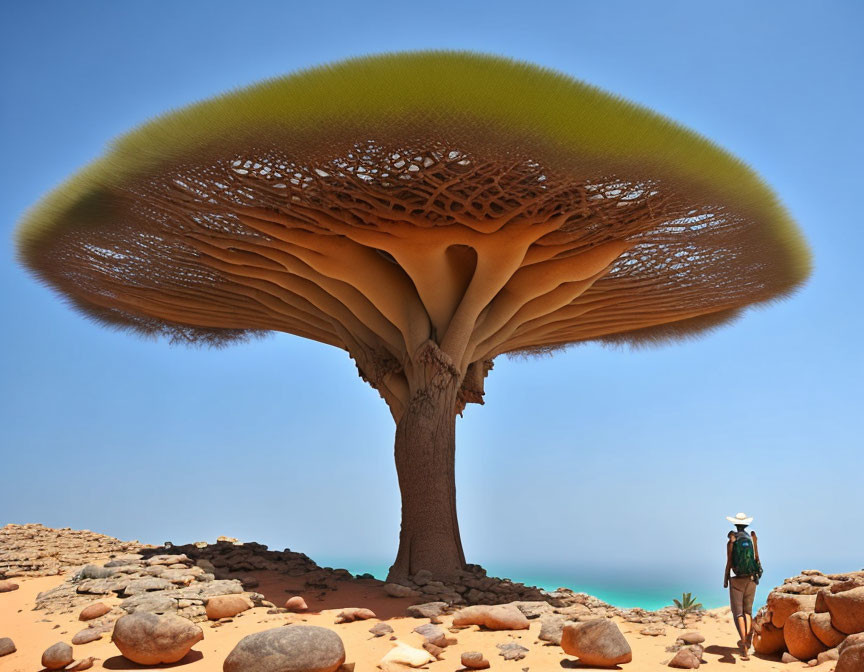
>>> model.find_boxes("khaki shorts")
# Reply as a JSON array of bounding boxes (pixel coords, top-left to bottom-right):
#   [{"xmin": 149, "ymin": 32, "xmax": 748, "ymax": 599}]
[{"xmin": 729, "ymin": 576, "xmax": 757, "ymax": 618}]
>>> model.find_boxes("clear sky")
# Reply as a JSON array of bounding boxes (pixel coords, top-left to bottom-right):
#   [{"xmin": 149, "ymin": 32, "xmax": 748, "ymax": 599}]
[{"xmin": 1, "ymin": 1, "xmax": 862, "ymax": 609}]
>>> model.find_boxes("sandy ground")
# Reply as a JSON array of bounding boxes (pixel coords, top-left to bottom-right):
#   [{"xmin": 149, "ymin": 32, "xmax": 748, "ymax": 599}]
[{"xmin": 0, "ymin": 572, "xmax": 830, "ymax": 672}]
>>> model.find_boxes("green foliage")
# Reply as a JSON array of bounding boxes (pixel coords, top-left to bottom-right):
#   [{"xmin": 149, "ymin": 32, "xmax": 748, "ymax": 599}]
[{"xmin": 673, "ymin": 592, "xmax": 704, "ymax": 625}]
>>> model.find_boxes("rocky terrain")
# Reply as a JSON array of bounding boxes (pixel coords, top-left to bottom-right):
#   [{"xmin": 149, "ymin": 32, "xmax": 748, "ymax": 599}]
[
  {"xmin": 2, "ymin": 524, "xmax": 862, "ymax": 671},
  {"xmin": 0, "ymin": 524, "xmax": 144, "ymax": 578},
  {"xmin": 0, "ymin": 523, "xmax": 690, "ymax": 627},
  {"xmin": 752, "ymin": 568, "xmax": 864, "ymax": 669}
]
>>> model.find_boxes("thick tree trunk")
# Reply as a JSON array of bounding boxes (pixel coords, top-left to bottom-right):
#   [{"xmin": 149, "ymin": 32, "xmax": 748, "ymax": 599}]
[{"xmin": 387, "ymin": 343, "xmax": 466, "ymax": 581}]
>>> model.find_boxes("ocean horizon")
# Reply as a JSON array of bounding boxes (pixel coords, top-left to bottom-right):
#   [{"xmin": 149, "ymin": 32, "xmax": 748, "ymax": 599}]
[{"xmin": 314, "ymin": 557, "xmax": 840, "ymax": 612}]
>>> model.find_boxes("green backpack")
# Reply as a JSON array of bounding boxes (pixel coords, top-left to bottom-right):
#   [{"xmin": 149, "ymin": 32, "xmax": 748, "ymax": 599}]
[{"xmin": 731, "ymin": 530, "xmax": 762, "ymax": 579}]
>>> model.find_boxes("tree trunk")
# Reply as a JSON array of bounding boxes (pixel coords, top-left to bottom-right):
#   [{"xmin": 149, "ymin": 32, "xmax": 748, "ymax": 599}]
[{"xmin": 387, "ymin": 343, "xmax": 466, "ymax": 581}]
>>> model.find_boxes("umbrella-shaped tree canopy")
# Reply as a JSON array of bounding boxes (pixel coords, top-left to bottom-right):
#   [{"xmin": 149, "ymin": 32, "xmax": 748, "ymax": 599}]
[{"xmin": 17, "ymin": 52, "xmax": 810, "ymax": 579}]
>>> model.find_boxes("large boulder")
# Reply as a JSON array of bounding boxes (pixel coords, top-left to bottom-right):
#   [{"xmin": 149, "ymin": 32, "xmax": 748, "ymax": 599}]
[
  {"xmin": 753, "ymin": 620, "xmax": 786, "ymax": 655},
  {"xmin": 0, "ymin": 638, "xmax": 16, "ymax": 656},
  {"xmin": 452, "ymin": 604, "xmax": 529, "ymax": 630},
  {"xmin": 768, "ymin": 592, "xmax": 817, "ymax": 628},
  {"xmin": 561, "ymin": 619, "xmax": 633, "ymax": 666},
  {"xmin": 810, "ymin": 612, "xmax": 847, "ymax": 648},
  {"xmin": 836, "ymin": 633, "xmax": 864, "ymax": 672},
  {"xmin": 112, "ymin": 612, "xmax": 203, "ymax": 665},
  {"xmin": 223, "ymin": 625, "xmax": 345, "ymax": 672},
  {"xmin": 206, "ymin": 594, "xmax": 254, "ymax": 620},
  {"xmin": 784, "ymin": 611, "xmax": 827, "ymax": 661},
  {"xmin": 41, "ymin": 642, "xmax": 74, "ymax": 670},
  {"xmin": 824, "ymin": 586, "xmax": 864, "ymax": 634}
]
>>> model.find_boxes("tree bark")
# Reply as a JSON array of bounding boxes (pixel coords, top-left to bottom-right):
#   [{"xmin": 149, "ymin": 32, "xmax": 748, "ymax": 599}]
[{"xmin": 387, "ymin": 343, "xmax": 466, "ymax": 581}]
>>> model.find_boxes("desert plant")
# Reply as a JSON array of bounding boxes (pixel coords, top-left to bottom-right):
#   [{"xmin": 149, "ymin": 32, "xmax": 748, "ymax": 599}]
[{"xmin": 673, "ymin": 592, "xmax": 704, "ymax": 625}]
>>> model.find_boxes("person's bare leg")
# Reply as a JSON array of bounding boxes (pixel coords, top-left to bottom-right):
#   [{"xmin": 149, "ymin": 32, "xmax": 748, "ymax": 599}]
[
  {"xmin": 735, "ymin": 616, "xmax": 750, "ymax": 658},
  {"xmin": 744, "ymin": 614, "xmax": 753, "ymax": 649}
]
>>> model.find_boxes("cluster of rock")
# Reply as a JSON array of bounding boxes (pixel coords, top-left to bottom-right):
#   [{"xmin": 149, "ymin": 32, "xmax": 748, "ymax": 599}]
[
  {"xmin": 34, "ymin": 550, "xmax": 272, "ymax": 625},
  {"xmin": 383, "ymin": 566, "xmax": 700, "ymax": 627},
  {"xmin": 380, "ymin": 601, "xmax": 633, "ymax": 669},
  {"xmin": 753, "ymin": 569, "xmax": 864, "ymax": 670},
  {"xmin": 0, "ymin": 523, "xmax": 144, "ymax": 578}
]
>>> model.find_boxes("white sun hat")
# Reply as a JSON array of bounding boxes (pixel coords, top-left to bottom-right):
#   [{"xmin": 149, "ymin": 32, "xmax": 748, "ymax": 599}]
[{"xmin": 726, "ymin": 512, "xmax": 753, "ymax": 525}]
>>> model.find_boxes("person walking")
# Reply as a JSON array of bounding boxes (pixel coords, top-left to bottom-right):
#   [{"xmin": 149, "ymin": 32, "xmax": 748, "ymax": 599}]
[{"xmin": 723, "ymin": 512, "xmax": 763, "ymax": 660}]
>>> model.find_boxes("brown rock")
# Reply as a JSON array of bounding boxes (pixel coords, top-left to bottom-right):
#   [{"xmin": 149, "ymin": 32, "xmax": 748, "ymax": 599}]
[
  {"xmin": 815, "ymin": 588, "xmax": 829, "ymax": 613},
  {"xmin": 561, "ymin": 619, "xmax": 633, "ymax": 666},
  {"xmin": 335, "ymin": 607, "xmax": 376, "ymax": 623},
  {"xmin": 79, "ymin": 602, "xmax": 111, "ymax": 621},
  {"xmin": 0, "ymin": 580, "xmax": 19, "ymax": 592},
  {"xmin": 785, "ymin": 611, "xmax": 827, "ymax": 661},
  {"xmin": 668, "ymin": 648, "xmax": 700, "ymax": 668},
  {"xmin": 810, "ymin": 612, "xmax": 847, "ymax": 648},
  {"xmin": 205, "ymin": 594, "xmax": 253, "ymax": 620},
  {"xmin": 452, "ymin": 604, "xmax": 530, "ymax": 630},
  {"xmin": 72, "ymin": 628, "xmax": 104, "ymax": 645},
  {"xmin": 753, "ymin": 620, "xmax": 786, "ymax": 655},
  {"xmin": 641, "ymin": 625, "xmax": 666, "ymax": 636},
  {"xmin": 0, "ymin": 637, "xmax": 16, "ymax": 656},
  {"xmin": 224, "ymin": 626, "xmax": 346, "ymax": 672},
  {"xmin": 285, "ymin": 595, "xmax": 308, "ymax": 611},
  {"xmin": 817, "ymin": 648, "xmax": 840, "ymax": 664},
  {"xmin": 67, "ymin": 657, "xmax": 97, "ymax": 671},
  {"xmin": 112, "ymin": 612, "xmax": 203, "ymax": 665},
  {"xmin": 768, "ymin": 592, "xmax": 817, "ymax": 628},
  {"xmin": 836, "ymin": 634, "xmax": 864, "ymax": 672},
  {"xmin": 831, "ymin": 577, "xmax": 864, "ymax": 593},
  {"xmin": 824, "ymin": 586, "xmax": 864, "ymax": 634},
  {"xmin": 678, "ymin": 631, "xmax": 705, "ymax": 645},
  {"xmin": 423, "ymin": 641, "xmax": 444, "ymax": 659},
  {"xmin": 461, "ymin": 651, "xmax": 491, "ymax": 669},
  {"xmin": 42, "ymin": 642, "xmax": 74, "ymax": 670},
  {"xmin": 369, "ymin": 622, "xmax": 394, "ymax": 637}
]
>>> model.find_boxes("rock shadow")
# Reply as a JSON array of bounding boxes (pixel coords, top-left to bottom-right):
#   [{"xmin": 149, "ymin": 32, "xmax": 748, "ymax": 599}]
[
  {"xmin": 102, "ymin": 650, "xmax": 204, "ymax": 669},
  {"xmin": 704, "ymin": 644, "xmax": 739, "ymax": 663},
  {"xmin": 560, "ymin": 660, "xmax": 624, "ymax": 670}
]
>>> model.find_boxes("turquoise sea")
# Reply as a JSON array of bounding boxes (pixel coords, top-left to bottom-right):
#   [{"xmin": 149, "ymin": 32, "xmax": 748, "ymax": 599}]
[{"xmin": 315, "ymin": 558, "xmax": 818, "ymax": 612}]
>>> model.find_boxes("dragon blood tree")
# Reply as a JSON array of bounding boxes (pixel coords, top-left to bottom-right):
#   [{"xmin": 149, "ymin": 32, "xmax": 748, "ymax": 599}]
[{"xmin": 17, "ymin": 52, "xmax": 810, "ymax": 580}]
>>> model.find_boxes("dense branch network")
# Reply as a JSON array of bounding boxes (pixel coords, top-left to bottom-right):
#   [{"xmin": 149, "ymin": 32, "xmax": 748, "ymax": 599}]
[{"xmin": 33, "ymin": 140, "xmax": 787, "ymax": 421}]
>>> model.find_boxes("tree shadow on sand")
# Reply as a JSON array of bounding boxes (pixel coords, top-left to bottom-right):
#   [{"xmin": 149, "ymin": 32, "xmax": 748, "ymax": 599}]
[{"xmin": 102, "ymin": 651, "xmax": 204, "ymax": 669}]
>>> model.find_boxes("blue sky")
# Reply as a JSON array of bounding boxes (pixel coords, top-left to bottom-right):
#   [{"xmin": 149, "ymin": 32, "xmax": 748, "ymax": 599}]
[{"xmin": 1, "ymin": 1, "xmax": 862, "ymax": 608}]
